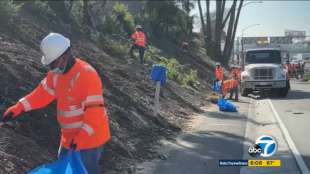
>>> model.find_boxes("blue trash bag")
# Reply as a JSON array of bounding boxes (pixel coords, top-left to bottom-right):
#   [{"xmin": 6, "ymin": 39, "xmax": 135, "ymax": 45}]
[
  {"xmin": 217, "ymin": 97, "xmax": 237, "ymax": 112},
  {"xmin": 213, "ymin": 81, "xmax": 221, "ymax": 93},
  {"xmin": 27, "ymin": 150, "xmax": 87, "ymax": 174},
  {"xmin": 150, "ymin": 64, "xmax": 167, "ymax": 86}
]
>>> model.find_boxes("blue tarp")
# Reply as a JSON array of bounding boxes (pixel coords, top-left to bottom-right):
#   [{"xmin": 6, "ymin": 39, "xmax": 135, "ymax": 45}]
[
  {"xmin": 27, "ymin": 150, "xmax": 87, "ymax": 174},
  {"xmin": 218, "ymin": 98, "xmax": 237, "ymax": 112},
  {"xmin": 150, "ymin": 64, "xmax": 167, "ymax": 86}
]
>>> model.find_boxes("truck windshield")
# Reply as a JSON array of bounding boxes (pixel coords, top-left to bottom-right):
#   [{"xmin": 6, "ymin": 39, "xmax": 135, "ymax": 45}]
[{"xmin": 245, "ymin": 50, "xmax": 282, "ymax": 64}]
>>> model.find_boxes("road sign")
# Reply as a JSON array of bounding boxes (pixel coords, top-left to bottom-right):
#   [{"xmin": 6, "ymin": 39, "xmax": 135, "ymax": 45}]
[{"xmin": 270, "ymin": 37, "xmax": 292, "ymax": 44}]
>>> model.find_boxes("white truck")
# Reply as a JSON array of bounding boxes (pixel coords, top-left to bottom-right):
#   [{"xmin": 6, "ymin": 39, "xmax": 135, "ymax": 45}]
[{"xmin": 240, "ymin": 48, "xmax": 290, "ymax": 97}]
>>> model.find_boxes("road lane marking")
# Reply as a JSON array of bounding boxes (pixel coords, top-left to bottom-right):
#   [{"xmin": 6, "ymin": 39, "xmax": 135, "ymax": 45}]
[
  {"xmin": 268, "ymin": 99, "xmax": 310, "ymax": 174},
  {"xmin": 240, "ymin": 98, "xmax": 254, "ymax": 174}
]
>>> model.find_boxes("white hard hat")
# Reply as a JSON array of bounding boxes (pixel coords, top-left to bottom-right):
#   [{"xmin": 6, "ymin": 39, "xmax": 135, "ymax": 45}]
[
  {"xmin": 136, "ymin": 25, "xmax": 142, "ymax": 29},
  {"xmin": 40, "ymin": 33, "xmax": 70, "ymax": 66},
  {"xmin": 215, "ymin": 62, "xmax": 220, "ymax": 66}
]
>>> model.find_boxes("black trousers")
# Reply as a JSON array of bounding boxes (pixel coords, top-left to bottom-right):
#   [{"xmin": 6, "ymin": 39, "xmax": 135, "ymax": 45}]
[{"xmin": 129, "ymin": 44, "xmax": 145, "ymax": 64}]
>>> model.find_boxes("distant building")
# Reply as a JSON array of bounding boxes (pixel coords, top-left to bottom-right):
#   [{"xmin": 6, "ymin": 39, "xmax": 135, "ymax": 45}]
[{"xmin": 285, "ymin": 29, "xmax": 306, "ymax": 40}]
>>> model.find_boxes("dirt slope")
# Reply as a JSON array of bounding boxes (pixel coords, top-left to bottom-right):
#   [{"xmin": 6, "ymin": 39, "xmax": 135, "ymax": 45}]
[{"xmin": 0, "ymin": 4, "xmax": 212, "ymax": 174}]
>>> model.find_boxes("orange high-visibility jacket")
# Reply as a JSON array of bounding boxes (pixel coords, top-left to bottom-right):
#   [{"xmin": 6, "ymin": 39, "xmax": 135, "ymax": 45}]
[
  {"xmin": 230, "ymin": 68, "xmax": 241, "ymax": 81},
  {"xmin": 18, "ymin": 58, "xmax": 111, "ymax": 149},
  {"xmin": 215, "ymin": 67, "xmax": 224, "ymax": 81},
  {"xmin": 222, "ymin": 79, "xmax": 238, "ymax": 96},
  {"xmin": 285, "ymin": 64, "xmax": 295, "ymax": 72},
  {"xmin": 131, "ymin": 31, "xmax": 146, "ymax": 47}
]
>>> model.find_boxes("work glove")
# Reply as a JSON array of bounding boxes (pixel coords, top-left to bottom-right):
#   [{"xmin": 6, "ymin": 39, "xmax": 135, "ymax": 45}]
[{"xmin": 2, "ymin": 102, "xmax": 24, "ymax": 122}]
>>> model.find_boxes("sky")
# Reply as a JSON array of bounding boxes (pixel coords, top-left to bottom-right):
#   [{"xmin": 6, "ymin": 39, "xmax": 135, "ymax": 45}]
[{"xmin": 191, "ymin": 0, "xmax": 310, "ymax": 37}]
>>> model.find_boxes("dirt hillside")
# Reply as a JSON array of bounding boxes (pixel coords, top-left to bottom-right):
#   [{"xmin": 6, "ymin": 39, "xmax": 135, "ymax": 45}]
[{"xmin": 0, "ymin": 2, "xmax": 214, "ymax": 174}]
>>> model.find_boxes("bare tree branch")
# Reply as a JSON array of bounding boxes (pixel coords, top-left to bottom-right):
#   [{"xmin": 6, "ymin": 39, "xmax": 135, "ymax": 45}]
[
  {"xmin": 228, "ymin": 0, "xmax": 244, "ymax": 58},
  {"xmin": 197, "ymin": 0, "xmax": 206, "ymax": 35},
  {"xmin": 221, "ymin": 2, "xmax": 235, "ymax": 29},
  {"xmin": 206, "ymin": 0, "xmax": 211, "ymax": 41},
  {"xmin": 223, "ymin": 0, "xmax": 237, "ymax": 57}
]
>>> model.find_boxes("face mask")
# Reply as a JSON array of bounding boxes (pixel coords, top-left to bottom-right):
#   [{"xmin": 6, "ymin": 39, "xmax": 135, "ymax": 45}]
[
  {"xmin": 51, "ymin": 67, "xmax": 65, "ymax": 74},
  {"xmin": 49, "ymin": 55, "xmax": 69, "ymax": 74}
]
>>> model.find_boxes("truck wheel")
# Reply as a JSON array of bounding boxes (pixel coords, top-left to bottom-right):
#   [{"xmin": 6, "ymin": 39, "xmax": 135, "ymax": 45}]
[
  {"xmin": 277, "ymin": 88, "xmax": 288, "ymax": 97},
  {"xmin": 241, "ymin": 88, "xmax": 249, "ymax": 97},
  {"xmin": 276, "ymin": 83, "xmax": 289, "ymax": 97},
  {"xmin": 287, "ymin": 80, "xmax": 290, "ymax": 90}
]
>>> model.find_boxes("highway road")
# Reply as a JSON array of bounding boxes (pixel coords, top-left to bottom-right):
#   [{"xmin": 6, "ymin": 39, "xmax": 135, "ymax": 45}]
[
  {"xmin": 270, "ymin": 80, "xmax": 310, "ymax": 173},
  {"xmin": 136, "ymin": 80, "xmax": 310, "ymax": 174}
]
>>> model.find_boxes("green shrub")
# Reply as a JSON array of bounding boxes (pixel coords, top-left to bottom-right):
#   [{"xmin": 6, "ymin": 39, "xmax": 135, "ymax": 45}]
[
  {"xmin": 158, "ymin": 57, "xmax": 180, "ymax": 80},
  {"xmin": 157, "ymin": 56, "xmax": 200, "ymax": 88},
  {"xmin": 0, "ymin": 0, "xmax": 18, "ymax": 26},
  {"xmin": 99, "ymin": 2, "xmax": 136, "ymax": 35},
  {"xmin": 112, "ymin": 2, "xmax": 135, "ymax": 35},
  {"xmin": 97, "ymin": 34, "xmax": 129, "ymax": 57},
  {"xmin": 101, "ymin": 15, "xmax": 119, "ymax": 34},
  {"xmin": 181, "ymin": 69, "xmax": 200, "ymax": 88},
  {"xmin": 143, "ymin": 46, "xmax": 162, "ymax": 62}
]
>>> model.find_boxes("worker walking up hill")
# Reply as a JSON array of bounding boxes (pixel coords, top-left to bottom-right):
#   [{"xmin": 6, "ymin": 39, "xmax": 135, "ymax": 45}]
[
  {"xmin": 2, "ymin": 33, "xmax": 111, "ymax": 174},
  {"xmin": 129, "ymin": 25, "xmax": 147, "ymax": 65}
]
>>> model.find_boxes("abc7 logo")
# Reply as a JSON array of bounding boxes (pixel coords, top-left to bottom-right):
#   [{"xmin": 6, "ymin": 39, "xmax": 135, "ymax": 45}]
[{"xmin": 248, "ymin": 135, "xmax": 277, "ymax": 157}]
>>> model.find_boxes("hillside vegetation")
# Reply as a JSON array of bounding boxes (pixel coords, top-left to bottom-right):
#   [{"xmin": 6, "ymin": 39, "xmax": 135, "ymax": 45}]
[{"xmin": 0, "ymin": 1, "xmax": 216, "ymax": 173}]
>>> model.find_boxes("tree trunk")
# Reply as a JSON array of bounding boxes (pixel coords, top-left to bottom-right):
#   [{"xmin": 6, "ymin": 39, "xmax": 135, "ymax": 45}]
[
  {"xmin": 214, "ymin": 0, "xmax": 224, "ymax": 61},
  {"xmin": 197, "ymin": 0, "xmax": 206, "ymax": 35},
  {"xmin": 223, "ymin": 0, "xmax": 237, "ymax": 62},
  {"xmin": 206, "ymin": 0, "xmax": 211, "ymax": 42},
  {"xmin": 228, "ymin": 0, "xmax": 244, "ymax": 59}
]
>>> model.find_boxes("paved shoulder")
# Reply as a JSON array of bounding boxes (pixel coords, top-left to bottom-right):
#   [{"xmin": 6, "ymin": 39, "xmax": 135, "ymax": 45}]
[
  {"xmin": 136, "ymin": 98, "xmax": 250, "ymax": 174},
  {"xmin": 240, "ymin": 98, "xmax": 300, "ymax": 174}
]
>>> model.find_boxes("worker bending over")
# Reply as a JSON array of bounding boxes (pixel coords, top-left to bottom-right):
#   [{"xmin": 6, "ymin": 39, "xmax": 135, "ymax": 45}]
[{"xmin": 3, "ymin": 33, "xmax": 111, "ymax": 174}]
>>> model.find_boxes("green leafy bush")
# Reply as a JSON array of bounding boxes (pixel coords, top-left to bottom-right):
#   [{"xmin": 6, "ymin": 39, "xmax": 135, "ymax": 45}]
[
  {"xmin": 158, "ymin": 56, "xmax": 199, "ymax": 88},
  {"xmin": 101, "ymin": 15, "xmax": 119, "ymax": 34},
  {"xmin": 181, "ymin": 69, "xmax": 200, "ymax": 88},
  {"xmin": 159, "ymin": 58, "xmax": 181, "ymax": 80},
  {"xmin": 101, "ymin": 2, "xmax": 135, "ymax": 35},
  {"xmin": 97, "ymin": 34, "xmax": 129, "ymax": 57}
]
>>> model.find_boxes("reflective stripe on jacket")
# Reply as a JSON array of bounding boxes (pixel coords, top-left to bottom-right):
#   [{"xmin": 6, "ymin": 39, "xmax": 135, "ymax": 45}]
[
  {"xmin": 19, "ymin": 58, "xmax": 111, "ymax": 149},
  {"xmin": 131, "ymin": 31, "xmax": 146, "ymax": 47}
]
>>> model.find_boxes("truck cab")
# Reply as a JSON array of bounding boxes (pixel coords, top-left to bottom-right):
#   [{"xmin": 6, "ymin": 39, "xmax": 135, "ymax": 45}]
[{"xmin": 240, "ymin": 48, "xmax": 290, "ymax": 97}]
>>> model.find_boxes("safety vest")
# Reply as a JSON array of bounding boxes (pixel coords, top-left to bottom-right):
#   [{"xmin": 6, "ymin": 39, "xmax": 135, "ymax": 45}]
[
  {"xmin": 230, "ymin": 68, "xmax": 241, "ymax": 81},
  {"xmin": 131, "ymin": 31, "xmax": 146, "ymax": 47},
  {"xmin": 222, "ymin": 79, "xmax": 238, "ymax": 96},
  {"xmin": 19, "ymin": 58, "xmax": 111, "ymax": 149},
  {"xmin": 215, "ymin": 67, "xmax": 224, "ymax": 81}
]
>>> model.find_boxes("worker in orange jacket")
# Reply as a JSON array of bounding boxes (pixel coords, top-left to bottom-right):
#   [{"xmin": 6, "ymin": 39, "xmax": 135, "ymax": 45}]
[
  {"xmin": 230, "ymin": 65, "xmax": 241, "ymax": 82},
  {"xmin": 2, "ymin": 33, "xmax": 111, "ymax": 174},
  {"xmin": 222, "ymin": 75, "xmax": 239, "ymax": 101},
  {"xmin": 285, "ymin": 61, "xmax": 294, "ymax": 79},
  {"xmin": 215, "ymin": 62, "xmax": 224, "ymax": 81},
  {"xmin": 129, "ymin": 25, "xmax": 147, "ymax": 64}
]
